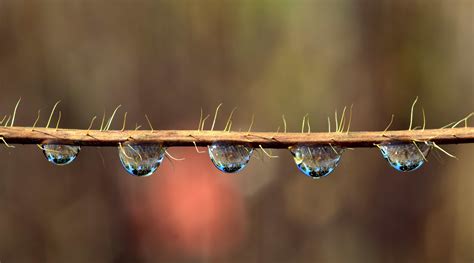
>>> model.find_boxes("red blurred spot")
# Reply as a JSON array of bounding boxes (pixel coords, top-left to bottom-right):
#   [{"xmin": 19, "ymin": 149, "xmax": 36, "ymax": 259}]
[{"xmin": 129, "ymin": 148, "xmax": 246, "ymax": 259}]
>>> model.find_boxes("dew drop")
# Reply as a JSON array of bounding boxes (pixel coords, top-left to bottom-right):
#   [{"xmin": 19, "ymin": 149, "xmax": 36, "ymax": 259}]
[
  {"xmin": 118, "ymin": 143, "xmax": 166, "ymax": 177},
  {"xmin": 208, "ymin": 142, "xmax": 253, "ymax": 173},
  {"xmin": 289, "ymin": 145, "xmax": 343, "ymax": 179},
  {"xmin": 42, "ymin": 144, "xmax": 80, "ymax": 166},
  {"xmin": 378, "ymin": 142, "xmax": 432, "ymax": 172}
]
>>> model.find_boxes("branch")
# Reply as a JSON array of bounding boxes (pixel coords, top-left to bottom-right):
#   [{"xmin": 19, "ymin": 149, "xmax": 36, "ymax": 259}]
[{"xmin": 0, "ymin": 127, "xmax": 473, "ymax": 148}]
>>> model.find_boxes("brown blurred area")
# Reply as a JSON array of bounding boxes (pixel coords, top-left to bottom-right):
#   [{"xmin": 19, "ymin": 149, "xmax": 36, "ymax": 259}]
[{"xmin": 0, "ymin": 0, "xmax": 473, "ymax": 262}]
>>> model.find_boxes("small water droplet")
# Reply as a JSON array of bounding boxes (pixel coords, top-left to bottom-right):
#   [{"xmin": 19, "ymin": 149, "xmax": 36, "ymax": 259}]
[
  {"xmin": 289, "ymin": 145, "xmax": 343, "ymax": 179},
  {"xmin": 42, "ymin": 144, "xmax": 80, "ymax": 166},
  {"xmin": 378, "ymin": 142, "xmax": 431, "ymax": 172},
  {"xmin": 118, "ymin": 143, "xmax": 166, "ymax": 177},
  {"xmin": 208, "ymin": 143, "xmax": 253, "ymax": 173}
]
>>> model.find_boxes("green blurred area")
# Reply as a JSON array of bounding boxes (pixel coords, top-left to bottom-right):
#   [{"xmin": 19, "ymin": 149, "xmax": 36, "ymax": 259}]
[{"xmin": 0, "ymin": 1, "xmax": 473, "ymax": 262}]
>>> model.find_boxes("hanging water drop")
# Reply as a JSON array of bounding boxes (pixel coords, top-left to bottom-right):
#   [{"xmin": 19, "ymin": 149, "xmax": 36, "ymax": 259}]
[
  {"xmin": 118, "ymin": 142, "xmax": 166, "ymax": 177},
  {"xmin": 208, "ymin": 142, "xmax": 253, "ymax": 173},
  {"xmin": 378, "ymin": 141, "xmax": 432, "ymax": 172},
  {"xmin": 289, "ymin": 145, "xmax": 343, "ymax": 179},
  {"xmin": 42, "ymin": 144, "xmax": 80, "ymax": 166}
]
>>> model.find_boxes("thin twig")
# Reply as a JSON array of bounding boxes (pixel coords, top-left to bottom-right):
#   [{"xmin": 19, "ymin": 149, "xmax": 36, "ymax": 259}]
[{"xmin": 0, "ymin": 127, "xmax": 471, "ymax": 148}]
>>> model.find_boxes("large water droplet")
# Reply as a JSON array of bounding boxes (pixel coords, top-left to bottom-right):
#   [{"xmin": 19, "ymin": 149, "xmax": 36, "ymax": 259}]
[
  {"xmin": 289, "ymin": 145, "xmax": 343, "ymax": 179},
  {"xmin": 378, "ymin": 142, "xmax": 431, "ymax": 172},
  {"xmin": 42, "ymin": 144, "xmax": 80, "ymax": 166},
  {"xmin": 208, "ymin": 143, "xmax": 253, "ymax": 173},
  {"xmin": 118, "ymin": 143, "xmax": 166, "ymax": 177}
]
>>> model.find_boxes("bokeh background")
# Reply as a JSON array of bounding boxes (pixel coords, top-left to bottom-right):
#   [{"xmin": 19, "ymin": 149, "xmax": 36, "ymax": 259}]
[{"xmin": 0, "ymin": 1, "xmax": 473, "ymax": 262}]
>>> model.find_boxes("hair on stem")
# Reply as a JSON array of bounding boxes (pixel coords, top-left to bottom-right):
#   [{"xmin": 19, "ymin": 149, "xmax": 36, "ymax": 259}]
[
  {"xmin": 145, "ymin": 114, "xmax": 154, "ymax": 132},
  {"xmin": 210, "ymin": 103, "xmax": 222, "ymax": 131},
  {"xmin": 10, "ymin": 97, "xmax": 21, "ymax": 127},
  {"xmin": 409, "ymin": 96, "xmax": 418, "ymax": 131},
  {"xmin": 32, "ymin": 110, "xmax": 41, "ymax": 130},
  {"xmin": 46, "ymin": 101, "xmax": 61, "ymax": 129}
]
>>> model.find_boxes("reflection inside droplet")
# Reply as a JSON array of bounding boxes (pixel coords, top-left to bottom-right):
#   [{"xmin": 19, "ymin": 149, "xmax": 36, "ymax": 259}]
[
  {"xmin": 42, "ymin": 144, "xmax": 80, "ymax": 166},
  {"xmin": 289, "ymin": 144, "xmax": 343, "ymax": 179},
  {"xmin": 208, "ymin": 143, "xmax": 253, "ymax": 173},
  {"xmin": 378, "ymin": 141, "xmax": 432, "ymax": 172},
  {"xmin": 118, "ymin": 142, "xmax": 166, "ymax": 177}
]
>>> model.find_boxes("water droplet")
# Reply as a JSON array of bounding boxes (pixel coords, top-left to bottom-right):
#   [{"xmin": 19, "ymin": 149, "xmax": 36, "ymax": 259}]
[
  {"xmin": 118, "ymin": 143, "xmax": 166, "ymax": 177},
  {"xmin": 42, "ymin": 144, "xmax": 80, "ymax": 166},
  {"xmin": 208, "ymin": 143, "xmax": 253, "ymax": 173},
  {"xmin": 378, "ymin": 142, "xmax": 432, "ymax": 172},
  {"xmin": 289, "ymin": 145, "xmax": 343, "ymax": 179}
]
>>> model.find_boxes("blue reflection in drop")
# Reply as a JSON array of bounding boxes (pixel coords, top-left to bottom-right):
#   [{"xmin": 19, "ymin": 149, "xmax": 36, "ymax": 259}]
[
  {"xmin": 118, "ymin": 143, "xmax": 166, "ymax": 177},
  {"xmin": 42, "ymin": 144, "xmax": 80, "ymax": 166},
  {"xmin": 289, "ymin": 144, "xmax": 343, "ymax": 179},
  {"xmin": 208, "ymin": 142, "xmax": 253, "ymax": 173},
  {"xmin": 378, "ymin": 142, "xmax": 432, "ymax": 172}
]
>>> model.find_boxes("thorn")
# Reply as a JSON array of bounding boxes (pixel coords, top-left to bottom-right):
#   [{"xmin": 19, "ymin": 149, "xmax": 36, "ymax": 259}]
[
  {"xmin": 192, "ymin": 141, "xmax": 206, "ymax": 154},
  {"xmin": 210, "ymin": 103, "xmax": 223, "ymax": 131},
  {"xmin": 338, "ymin": 106, "xmax": 347, "ymax": 133},
  {"xmin": 165, "ymin": 149, "xmax": 185, "ymax": 161},
  {"xmin": 432, "ymin": 141, "xmax": 457, "ymax": 159},
  {"xmin": 198, "ymin": 108, "xmax": 203, "ymax": 131},
  {"xmin": 247, "ymin": 114, "xmax": 255, "ymax": 135},
  {"xmin": 224, "ymin": 107, "xmax": 237, "ymax": 132},
  {"xmin": 3, "ymin": 115, "xmax": 11, "ymax": 127},
  {"xmin": 201, "ymin": 114, "xmax": 210, "ymax": 131},
  {"xmin": 451, "ymin": 112, "xmax": 473, "ymax": 128},
  {"xmin": 301, "ymin": 114, "xmax": 308, "ymax": 133},
  {"xmin": 0, "ymin": 137, "xmax": 15, "ymax": 148},
  {"xmin": 327, "ymin": 116, "xmax": 331, "ymax": 133},
  {"xmin": 259, "ymin": 145, "xmax": 279, "ymax": 158},
  {"xmin": 346, "ymin": 104, "xmax": 353, "ymax": 134},
  {"xmin": 383, "ymin": 114, "xmax": 395, "ymax": 134},
  {"xmin": 145, "ymin": 114, "xmax": 154, "ymax": 132},
  {"xmin": 422, "ymin": 107, "xmax": 426, "ymax": 131},
  {"xmin": 121, "ymin": 112, "xmax": 128, "ymax": 132},
  {"xmin": 0, "ymin": 115, "xmax": 7, "ymax": 125},
  {"xmin": 282, "ymin": 115, "xmax": 287, "ymax": 133},
  {"xmin": 100, "ymin": 110, "xmax": 106, "ymax": 131},
  {"xmin": 32, "ymin": 110, "xmax": 41, "ymax": 130},
  {"xmin": 440, "ymin": 121, "xmax": 456, "ymax": 129},
  {"xmin": 306, "ymin": 116, "xmax": 311, "ymax": 133},
  {"xmin": 409, "ymin": 96, "xmax": 418, "ymax": 131},
  {"xmin": 412, "ymin": 141, "xmax": 428, "ymax": 162},
  {"xmin": 105, "ymin": 105, "xmax": 122, "ymax": 131},
  {"xmin": 10, "ymin": 97, "xmax": 21, "ymax": 127},
  {"xmin": 55, "ymin": 111, "xmax": 62, "ymax": 130},
  {"xmin": 46, "ymin": 101, "xmax": 61, "ymax": 129},
  {"xmin": 87, "ymin": 116, "xmax": 97, "ymax": 132}
]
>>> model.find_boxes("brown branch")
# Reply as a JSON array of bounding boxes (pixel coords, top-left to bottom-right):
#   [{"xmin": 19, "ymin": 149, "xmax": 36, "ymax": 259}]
[{"xmin": 0, "ymin": 127, "xmax": 473, "ymax": 148}]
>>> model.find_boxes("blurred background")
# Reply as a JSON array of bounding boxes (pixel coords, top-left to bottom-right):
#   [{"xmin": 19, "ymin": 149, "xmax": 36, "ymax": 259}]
[{"xmin": 0, "ymin": 0, "xmax": 473, "ymax": 262}]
